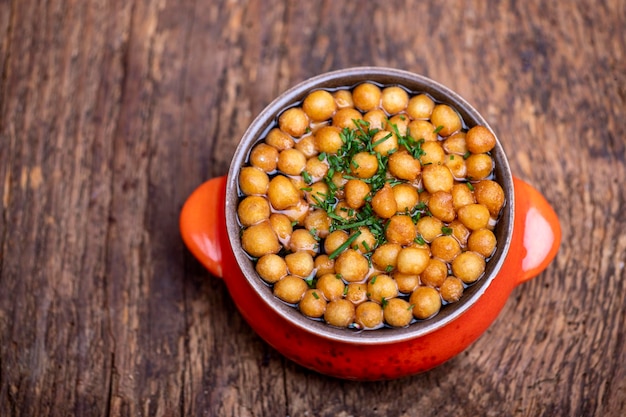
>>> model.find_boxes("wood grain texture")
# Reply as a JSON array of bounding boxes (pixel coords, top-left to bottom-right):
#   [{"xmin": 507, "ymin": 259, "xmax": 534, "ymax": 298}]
[{"xmin": 0, "ymin": 0, "xmax": 624, "ymax": 416}]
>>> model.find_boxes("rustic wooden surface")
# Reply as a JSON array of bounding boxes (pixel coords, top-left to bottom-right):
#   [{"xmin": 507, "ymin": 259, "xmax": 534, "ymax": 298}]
[{"xmin": 0, "ymin": 0, "xmax": 624, "ymax": 416}]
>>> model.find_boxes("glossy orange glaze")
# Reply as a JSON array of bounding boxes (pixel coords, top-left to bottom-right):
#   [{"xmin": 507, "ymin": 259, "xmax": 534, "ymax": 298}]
[{"xmin": 180, "ymin": 175, "xmax": 560, "ymax": 380}]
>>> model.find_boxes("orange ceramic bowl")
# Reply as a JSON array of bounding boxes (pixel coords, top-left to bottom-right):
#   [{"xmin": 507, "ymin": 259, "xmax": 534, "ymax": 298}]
[{"xmin": 180, "ymin": 67, "xmax": 561, "ymax": 380}]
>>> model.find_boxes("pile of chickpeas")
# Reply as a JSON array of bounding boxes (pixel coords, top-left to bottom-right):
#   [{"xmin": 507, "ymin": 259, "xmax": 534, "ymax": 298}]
[{"xmin": 237, "ymin": 82, "xmax": 505, "ymax": 330}]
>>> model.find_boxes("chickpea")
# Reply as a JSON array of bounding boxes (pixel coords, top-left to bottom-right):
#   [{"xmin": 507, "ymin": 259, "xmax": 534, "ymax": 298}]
[
  {"xmin": 355, "ymin": 301, "xmax": 384, "ymax": 329},
  {"xmin": 393, "ymin": 272, "xmax": 420, "ymax": 293},
  {"xmin": 465, "ymin": 153, "xmax": 493, "ymax": 180},
  {"xmin": 268, "ymin": 175, "xmax": 300, "ymax": 210},
  {"xmin": 408, "ymin": 119, "xmax": 437, "ymax": 142},
  {"xmin": 237, "ymin": 195, "xmax": 270, "ymax": 226},
  {"xmin": 304, "ymin": 209, "xmax": 331, "ymax": 238},
  {"xmin": 451, "ymin": 251, "xmax": 486, "ymax": 284},
  {"xmin": 451, "ymin": 183, "xmax": 476, "ymax": 209},
  {"xmin": 416, "ymin": 216, "xmax": 444, "ymax": 242},
  {"xmin": 442, "ymin": 132, "xmax": 468, "ymax": 155},
  {"xmin": 428, "ymin": 191, "xmax": 455, "ymax": 223},
  {"xmin": 384, "ymin": 297, "xmax": 413, "ymax": 327},
  {"xmin": 289, "ymin": 228, "xmax": 319, "ymax": 255},
  {"xmin": 353, "ymin": 82, "xmax": 382, "ymax": 112},
  {"xmin": 332, "ymin": 89, "xmax": 354, "ymax": 109},
  {"xmin": 255, "ymin": 254, "xmax": 288, "ymax": 284},
  {"xmin": 440, "ymin": 276, "xmax": 464, "ymax": 303},
  {"xmin": 397, "ymin": 247, "xmax": 430, "ymax": 275},
  {"xmin": 420, "ymin": 141, "xmax": 446, "ymax": 165},
  {"xmin": 421, "ymin": 164, "xmax": 454, "ymax": 193},
  {"xmin": 372, "ymin": 130, "xmax": 398, "ymax": 156},
  {"xmin": 274, "ymin": 275, "xmax": 308, "ymax": 304},
  {"xmin": 466, "ymin": 125, "xmax": 496, "ymax": 153},
  {"xmin": 363, "ymin": 109, "xmax": 388, "ymax": 131},
  {"xmin": 393, "ymin": 183, "xmax": 419, "ymax": 212},
  {"xmin": 305, "ymin": 157, "xmax": 329, "ymax": 182},
  {"xmin": 285, "ymin": 251, "xmax": 315, "ymax": 278},
  {"xmin": 324, "ymin": 230, "xmax": 349, "ymax": 255},
  {"xmin": 302, "ymin": 90, "xmax": 337, "ymax": 122},
  {"xmin": 430, "ymin": 235, "xmax": 461, "ymax": 263},
  {"xmin": 306, "ymin": 181, "xmax": 329, "ymax": 205},
  {"xmin": 324, "ymin": 299, "xmax": 355, "ymax": 328},
  {"xmin": 314, "ymin": 126, "xmax": 343, "ymax": 154},
  {"xmin": 332, "ymin": 108, "xmax": 363, "ymax": 130},
  {"xmin": 430, "ymin": 104, "xmax": 462, "ymax": 137},
  {"xmin": 367, "ymin": 274, "xmax": 398, "ymax": 303},
  {"xmin": 269, "ymin": 213, "xmax": 293, "ymax": 245},
  {"xmin": 277, "ymin": 148, "xmax": 307, "ymax": 176},
  {"xmin": 468, "ymin": 228, "xmax": 497, "ymax": 258},
  {"xmin": 249, "ymin": 143, "xmax": 279, "ymax": 172},
  {"xmin": 410, "ymin": 286, "xmax": 442, "ymax": 319},
  {"xmin": 316, "ymin": 273, "xmax": 346, "ymax": 301},
  {"xmin": 406, "ymin": 93, "xmax": 435, "ymax": 120},
  {"xmin": 335, "ymin": 249, "xmax": 370, "ymax": 282},
  {"xmin": 239, "ymin": 166, "xmax": 269, "ymax": 196},
  {"xmin": 473, "ymin": 180, "xmax": 505, "ymax": 217},
  {"xmin": 457, "ymin": 203, "xmax": 491, "ymax": 231},
  {"xmin": 351, "ymin": 152, "xmax": 379, "ymax": 178},
  {"xmin": 314, "ymin": 254, "xmax": 335, "ymax": 277},
  {"xmin": 385, "ymin": 215, "xmax": 417, "ymax": 245},
  {"xmin": 445, "ymin": 153, "xmax": 467, "ymax": 179},
  {"xmin": 420, "ymin": 258, "xmax": 448, "ymax": 288},
  {"xmin": 265, "ymin": 127, "xmax": 294, "ymax": 150},
  {"xmin": 448, "ymin": 219, "xmax": 470, "ymax": 247},
  {"xmin": 344, "ymin": 179, "xmax": 371, "ymax": 209},
  {"xmin": 372, "ymin": 183, "xmax": 398, "ymax": 219},
  {"xmin": 279, "ymin": 107, "xmax": 309, "ymax": 137},
  {"xmin": 345, "ymin": 283, "xmax": 369, "ymax": 305},
  {"xmin": 388, "ymin": 150, "xmax": 421, "ymax": 181},
  {"xmin": 241, "ymin": 221, "xmax": 281, "ymax": 258},
  {"xmin": 299, "ymin": 289, "xmax": 327, "ymax": 319},
  {"xmin": 381, "ymin": 86, "xmax": 409, "ymax": 114},
  {"xmin": 295, "ymin": 135, "xmax": 318, "ymax": 158},
  {"xmin": 371, "ymin": 242, "xmax": 402, "ymax": 271},
  {"xmin": 351, "ymin": 227, "xmax": 377, "ymax": 253}
]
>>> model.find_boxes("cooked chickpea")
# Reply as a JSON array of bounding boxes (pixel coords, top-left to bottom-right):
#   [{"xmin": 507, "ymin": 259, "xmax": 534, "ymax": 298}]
[
  {"xmin": 430, "ymin": 235, "xmax": 461, "ymax": 263},
  {"xmin": 351, "ymin": 152, "xmax": 379, "ymax": 178},
  {"xmin": 241, "ymin": 221, "xmax": 281, "ymax": 258},
  {"xmin": 277, "ymin": 148, "xmax": 307, "ymax": 176},
  {"xmin": 420, "ymin": 258, "xmax": 448, "ymax": 287},
  {"xmin": 295, "ymin": 135, "xmax": 317, "ymax": 158},
  {"xmin": 473, "ymin": 180, "xmax": 505, "ymax": 217},
  {"xmin": 406, "ymin": 93, "xmax": 435, "ymax": 119},
  {"xmin": 353, "ymin": 82, "xmax": 382, "ymax": 112},
  {"xmin": 393, "ymin": 272, "xmax": 420, "ymax": 293},
  {"xmin": 289, "ymin": 228, "xmax": 319, "ymax": 255},
  {"xmin": 372, "ymin": 130, "xmax": 398, "ymax": 156},
  {"xmin": 279, "ymin": 107, "xmax": 309, "ymax": 137},
  {"xmin": 466, "ymin": 125, "xmax": 496, "ymax": 153},
  {"xmin": 440, "ymin": 276, "xmax": 464, "ymax": 303},
  {"xmin": 274, "ymin": 275, "xmax": 308, "ymax": 304},
  {"xmin": 451, "ymin": 251, "xmax": 486, "ymax": 283},
  {"xmin": 355, "ymin": 301, "xmax": 384, "ymax": 329},
  {"xmin": 451, "ymin": 183, "xmax": 476, "ymax": 209},
  {"xmin": 397, "ymin": 247, "xmax": 430, "ymax": 275},
  {"xmin": 393, "ymin": 183, "xmax": 419, "ymax": 212},
  {"xmin": 302, "ymin": 90, "xmax": 337, "ymax": 122},
  {"xmin": 410, "ymin": 286, "xmax": 442, "ymax": 319},
  {"xmin": 314, "ymin": 126, "xmax": 343, "ymax": 154},
  {"xmin": 351, "ymin": 227, "xmax": 377, "ymax": 253},
  {"xmin": 249, "ymin": 143, "xmax": 279, "ymax": 172},
  {"xmin": 468, "ymin": 228, "xmax": 497, "ymax": 258},
  {"xmin": 381, "ymin": 86, "xmax": 409, "ymax": 114},
  {"xmin": 285, "ymin": 251, "xmax": 315, "ymax": 278},
  {"xmin": 237, "ymin": 195, "xmax": 270, "ymax": 226},
  {"xmin": 408, "ymin": 119, "xmax": 437, "ymax": 142},
  {"xmin": 385, "ymin": 215, "xmax": 417, "ymax": 245},
  {"xmin": 372, "ymin": 183, "xmax": 398, "ymax": 219},
  {"xmin": 428, "ymin": 191, "xmax": 456, "ymax": 223},
  {"xmin": 344, "ymin": 179, "xmax": 371, "ymax": 209},
  {"xmin": 239, "ymin": 166, "xmax": 269, "ymax": 196},
  {"xmin": 367, "ymin": 274, "xmax": 398, "ymax": 303},
  {"xmin": 442, "ymin": 132, "xmax": 468, "ymax": 155},
  {"xmin": 256, "ymin": 254, "xmax": 288, "ymax": 284},
  {"xmin": 384, "ymin": 297, "xmax": 413, "ymax": 327},
  {"xmin": 457, "ymin": 203, "xmax": 491, "ymax": 231},
  {"xmin": 345, "ymin": 283, "xmax": 368, "ymax": 305},
  {"xmin": 299, "ymin": 289, "xmax": 327, "ymax": 318},
  {"xmin": 332, "ymin": 108, "xmax": 363, "ymax": 129},
  {"xmin": 324, "ymin": 230, "xmax": 349, "ymax": 255},
  {"xmin": 371, "ymin": 243, "xmax": 402, "ymax": 271},
  {"xmin": 420, "ymin": 141, "xmax": 446, "ymax": 165},
  {"xmin": 333, "ymin": 89, "xmax": 354, "ymax": 109},
  {"xmin": 269, "ymin": 213, "xmax": 293, "ymax": 245},
  {"xmin": 363, "ymin": 109, "xmax": 388, "ymax": 131},
  {"xmin": 335, "ymin": 249, "xmax": 370, "ymax": 282},
  {"xmin": 314, "ymin": 254, "xmax": 335, "ymax": 277},
  {"xmin": 421, "ymin": 164, "xmax": 454, "ymax": 193},
  {"xmin": 316, "ymin": 273, "xmax": 346, "ymax": 301},
  {"xmin": 388, "ymin": 150, "xmax": 421, "ymax": 181},
  {"xmin": 416, "ymin": 216, "xmax": 444, "ymax": 242},
  {"xmin": 465, "ymin": 153, "xmax": 493, "ymax": 180},
  {"xmin": 430, "ymin": 104, "xmax": 462, "ymax": 137},
  {"xmin": 304, "ymin": 209, "xmax": 331, "ymax": 238},
  {"xmin": 324, "ymin": 299, "xmax": 355, "ymax": 327},
  {"xmin": 268, "ymin": 175, "xmax": 300, "ymax": 210},
  {"xmin": 265, "ymin": 127, "xmax": 294, "ymax": 150}
]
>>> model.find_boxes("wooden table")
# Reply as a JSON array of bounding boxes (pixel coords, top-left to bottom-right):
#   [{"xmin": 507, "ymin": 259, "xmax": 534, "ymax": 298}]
[{"xmin": 1, "ymin": 0, "xmax": 624, "ymax": 415}]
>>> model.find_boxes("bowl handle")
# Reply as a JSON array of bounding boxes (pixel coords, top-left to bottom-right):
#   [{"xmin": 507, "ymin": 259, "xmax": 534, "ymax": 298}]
[
  {"xmin": 512, "ymin": 176, "xmax": 561, "ymax": 285},
  {"xmin": 179, "ymin": 176, "xmax": 228, "ymax": 278}
]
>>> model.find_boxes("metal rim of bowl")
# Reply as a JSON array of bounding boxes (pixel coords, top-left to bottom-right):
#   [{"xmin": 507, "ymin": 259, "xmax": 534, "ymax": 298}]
[{"xmin": 225, "ymin": 66, "xmax": 514, "ymax": 345}]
